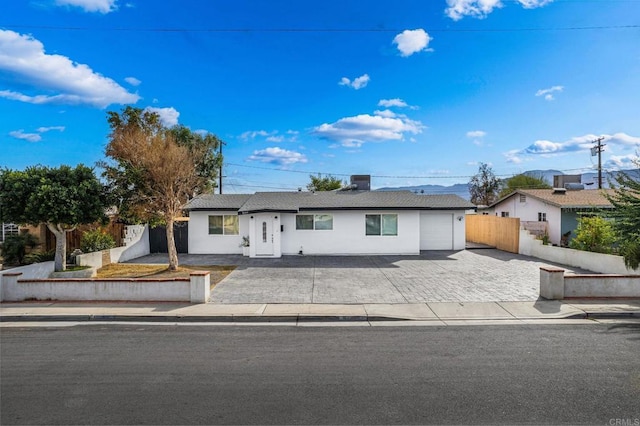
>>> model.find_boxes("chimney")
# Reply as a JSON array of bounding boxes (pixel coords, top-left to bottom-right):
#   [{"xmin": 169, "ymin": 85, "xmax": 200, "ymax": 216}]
[{"xmin": 350, "ymin": 175, "xmax": 371, "ymax": 191}]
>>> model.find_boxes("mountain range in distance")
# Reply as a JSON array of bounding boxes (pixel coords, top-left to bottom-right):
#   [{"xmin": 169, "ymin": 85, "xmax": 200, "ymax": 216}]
[{"xmin": 376, "ymin": 169, "xmax": 639, "ymax": 200}]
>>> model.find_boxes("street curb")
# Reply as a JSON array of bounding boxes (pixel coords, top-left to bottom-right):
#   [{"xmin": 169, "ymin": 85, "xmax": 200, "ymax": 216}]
[{"xmin": 1, "ymin": 312, "xmax": 638, "ymax": 323}]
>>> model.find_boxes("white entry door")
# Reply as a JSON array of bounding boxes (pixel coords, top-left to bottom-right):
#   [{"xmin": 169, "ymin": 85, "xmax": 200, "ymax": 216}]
[
  {"xmin": 420, "ymin": 213, "xmax": 454, "ymax": 250},
  {"xmin": 255, "ymin": 217, "xmax": 274, "ymax": 256}
]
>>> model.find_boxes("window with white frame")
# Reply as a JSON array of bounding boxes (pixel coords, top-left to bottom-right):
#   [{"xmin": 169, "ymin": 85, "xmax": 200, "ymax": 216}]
[
  {"xmin": 365, "ymin": 214, "xmax": 398, "ymax": 236},
  {"xmin": 1, "ymin": 223, "xmax": 19, "ymax": 243},
  {"xmin": 208, "ymin": 215, "xmax": 239, "ymax": 235},
  {"xmin": 501, "ymin": 212, "xmax": 509, "ymax": 218},
  {"xmin": 538, "ymin": 212, "xmax": 547, "ymax": 222},
  {"xmin": 295, "ymin": 214, "xmax": 333, "ymax": 230}
]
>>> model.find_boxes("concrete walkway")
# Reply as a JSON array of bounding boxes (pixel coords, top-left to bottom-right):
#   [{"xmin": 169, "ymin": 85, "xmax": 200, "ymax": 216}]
[
  {"xmin": 2, "ymin": 300, "xmax": 639, "ymax": 325},
  {"xmin": 131, "ymin": 250, "xmax": 596, "ymax": 304}
]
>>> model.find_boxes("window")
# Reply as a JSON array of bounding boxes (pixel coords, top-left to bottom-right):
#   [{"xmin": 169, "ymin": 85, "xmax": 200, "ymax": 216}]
[
  {"xmin": 262, "ymin": 222, "xmax": 267, "ymax": 243},
  {"xmin": 1, "ymin": 223, "xmax": 19, "ymax": 243},
  {"xmin": 519, "ymin": 194, "xmax": 527, "ymax": 203},
  {"xmin": 208, "ymin": 215, "xmax": 239, "ymax": 235},
  {"xmin": 295, "ymin": 214, "xmax": 333, "ymax": 230},
  {"xmin": 365, "ymin": 214, "xmax": 398, "ymax": 236},
  {"xmin": 501, "ymin": 212, "xmax": 509, "ymax": 218},
  {"xmin": 538, "ymin": 212, "xmax": 547, "ymax": 222}
]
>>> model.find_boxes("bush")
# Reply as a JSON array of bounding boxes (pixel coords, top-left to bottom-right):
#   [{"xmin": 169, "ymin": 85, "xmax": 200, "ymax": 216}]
[
  {"xmin": 569, "ymin": 216, "xmax": 617, "ymax": 254},
  {"xmin": 23, "ymin": 250, "xmax": 56, "ymax": 265},
  {"xmin": 0, "ymin": 233, "xmax": 39, "ymax": 265},
  {"xmin": 80, "ymin": 229, "xmax": 116, "ymax": 253}
]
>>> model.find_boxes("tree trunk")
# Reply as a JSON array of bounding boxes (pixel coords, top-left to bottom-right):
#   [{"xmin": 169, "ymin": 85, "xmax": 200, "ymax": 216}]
[
  {"xmin": 46, "ymin": 223, "xmax": 67, "ymax": 272},
  {"xmin": 166, "ymin": 218, "xmax": 179, "ymax": 271}
]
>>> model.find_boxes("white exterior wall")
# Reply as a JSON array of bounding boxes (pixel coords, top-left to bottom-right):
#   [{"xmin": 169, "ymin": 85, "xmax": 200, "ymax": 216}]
[
  {"xmin": 188, "ymin": 211, "xmax": 249, "ymax": 254},
  {"xmin": 494, "ymin": 196, "xmax": 562, "ymax": 244},
  {"xmin": 279, "ymin": 210, "xmax": 420, "ymax": 255}
]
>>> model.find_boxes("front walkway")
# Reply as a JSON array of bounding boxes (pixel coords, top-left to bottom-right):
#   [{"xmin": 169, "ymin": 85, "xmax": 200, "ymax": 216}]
[{"xmin": 130, "ymin": 249, "xmax": 596, "ymax": 304}]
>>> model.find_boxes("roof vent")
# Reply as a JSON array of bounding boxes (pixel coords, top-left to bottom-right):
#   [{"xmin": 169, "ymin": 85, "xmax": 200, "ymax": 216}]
[
  {"xmin": 552, "ymin": 188, "xmax": 567, "ymax": 195},
  {"xmin": 350, "ymin": 175, "xmax": 370, "ymax": 191}
]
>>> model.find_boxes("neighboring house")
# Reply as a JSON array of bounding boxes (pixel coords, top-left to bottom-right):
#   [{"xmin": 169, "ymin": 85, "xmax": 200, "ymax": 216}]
[
  {"xmin": 488, "ymin": 188, "xmax": 615, "ymax": 246},
  {"xmin": 184, "ymin": 190, "xmax": 474, "ymax": 258}
]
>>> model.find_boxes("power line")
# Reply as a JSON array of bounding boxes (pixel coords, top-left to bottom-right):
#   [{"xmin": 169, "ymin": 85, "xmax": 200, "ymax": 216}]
[{"xmin": 225, "ymin": 162, "xmax": 598, "ymax": 180}]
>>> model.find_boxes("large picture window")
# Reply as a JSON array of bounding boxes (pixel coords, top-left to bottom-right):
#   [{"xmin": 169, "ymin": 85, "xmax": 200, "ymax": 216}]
[
  {"xmin": 365, "ymin": 214, "xmax": 398, "ymax": 236},
  {"xmin": 296, "ymin": 214, "xmax": 333, "ymax": 230},
  {"xmin": 208, "ymin": 215, "xmax": 239, "ymax": 235}
]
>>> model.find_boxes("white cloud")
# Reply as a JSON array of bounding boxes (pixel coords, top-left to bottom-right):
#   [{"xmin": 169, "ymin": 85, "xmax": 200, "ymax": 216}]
[
  {"xmin": 240, "ymin": 130, "xmax": 271, "ymax": 140},
  {"xmin": 313, "ymin": 114, "xmax": 424, "ymax": 147},
  {"xmin": 0, "ymin": 30, "xmax": 139, "ymax": 108},
  {"xmin": 338, "ymin": 73, "xmax": 370, "ymax": 90},
  {"xmin": 517, "ymin": 0, "xmax": 553, "ymax": 9},
  {"xmin": 374, "ymin": 109, "xmax": 397, "ymax": 118},
  {"xmin": 9, "ymin": 130, "xmax": 42, "ymax": 142},
  {"xmin": 124, "ymin": 76, "xmax": 141, "ymax": 86},
  {"xmin": 605, "ymin": 154, "xmax": 639, "ymax": 170},
  {"xmin": 266, "ymin": 135, "xmax": 285, "ymax": 143},
  {"xmin": 393, "ymin": 29, "xmax": 433, "ymax": 57},
  {"xmin": 36, "ymin": 126, "xmax": 66, "ymax": 133},
  {"xmin": 378, "ymin": 98, "xmax": 409, "ymax": 108},
  {"xmin": 55, "ymin": 0, "xmax": 118, "ymax": 13},
  {"xmin": 9, "ymin": 125, "xmax": 65, "ymax": 142},
  {"xmin": 445, "ymin": 0, "xmax": 552, "ymax": 20},
  {"xmin": 466, "ymin": 130, "xmax": 486, "ymax": 138},
  {"xmin": 535, "ymin": 85, "xmax": 564, "ymax": 101},
  {"xmin": 445, "ymin": 0, "xmax": 502, "ymax": 21},
  {"xmin": 247, "ymin": 147, "xmax": 308, "ymax": 166},
  {"xmin": 467, "ymin": 130, "xmax": 486, "ymax": 146},
  {"xmin": 504, "ymin": 133, "xmax": 640, "ymax": 163},
  {"xmin": 144, "ymin": 106, "xmax": 179, "ymax": 127}
]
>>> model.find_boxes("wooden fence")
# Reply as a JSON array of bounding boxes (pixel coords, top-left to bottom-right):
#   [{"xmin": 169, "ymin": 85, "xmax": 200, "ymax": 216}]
[
  {"xmin": 44, "ymin": 222, "xmax": 125, "ymax": 253},
  {"xmin": 466, "ymin": 215, "xmax": 520, "ymax": 253}
]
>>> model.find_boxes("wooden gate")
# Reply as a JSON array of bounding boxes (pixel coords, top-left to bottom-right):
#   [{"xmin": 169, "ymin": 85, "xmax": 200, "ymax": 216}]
[
  {"xmin": 149, "ymin": 222, "xmax": 189, "ymax": 254},
  {"xmin": 466, "ymin": 215, "xmax": 520, "ymax": 253}
]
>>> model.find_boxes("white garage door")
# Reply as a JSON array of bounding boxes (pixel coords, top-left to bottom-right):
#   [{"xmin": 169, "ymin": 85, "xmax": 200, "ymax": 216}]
[{"xmin": 420, "ymin": 213, "xmax": 453, "ymax": 250}]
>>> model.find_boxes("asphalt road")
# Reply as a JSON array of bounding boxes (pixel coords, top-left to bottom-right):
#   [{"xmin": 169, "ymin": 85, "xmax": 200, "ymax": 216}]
[{"xmin": 1, "ymin": 323, "xmax": 639, "ymax": 425}]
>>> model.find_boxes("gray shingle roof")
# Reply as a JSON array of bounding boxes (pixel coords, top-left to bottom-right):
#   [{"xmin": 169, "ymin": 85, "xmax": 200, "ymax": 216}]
[
  {"xmin": 184, "ymin": 194, "xmax": 252, "ymax": 210},
  {"xmin": 185, "ymin": 190, "xmax": 474, "ymax": 213}
]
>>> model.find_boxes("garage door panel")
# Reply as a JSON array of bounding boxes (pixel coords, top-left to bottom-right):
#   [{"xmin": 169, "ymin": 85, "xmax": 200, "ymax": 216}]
[{"xmin": 420, "ymin": 213, "xmax": 453, "ymax": 250}]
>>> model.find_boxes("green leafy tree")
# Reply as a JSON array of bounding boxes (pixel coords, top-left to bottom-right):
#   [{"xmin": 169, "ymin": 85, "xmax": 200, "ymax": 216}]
[
  {"xmin": 469, "ymin": 163, "xmax": 501, "ymax": 206},
  {"xmin": 307, "ymin": 174, "xmax": 344, "ymax": 191},
  {"xmin": 569, "ymin": 216, "xmax": 617, "ymax": 254},
  {"xmin": 605, "ymin": 166, "xmax": 640, "ymax": 269},
  {"xmin": 498, "ymin": 174, "xmax": 551, "ymax": 198},
  {"xmin": 0, "ymin": 233, "xmax": 38, "ymax": 266},
  {"xmin": 0, "ymin": 165, "xmax": 108, "ymax": 271},
  {"xmin": 102, "ymin": 106, "xmax": 222, "ymax": 270}
]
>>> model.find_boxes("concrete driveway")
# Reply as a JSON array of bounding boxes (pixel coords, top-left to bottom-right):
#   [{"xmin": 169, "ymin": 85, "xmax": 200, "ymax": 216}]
[{"xmin": 131, "ymin": 249, "xmax": 595, "ymax": 304}]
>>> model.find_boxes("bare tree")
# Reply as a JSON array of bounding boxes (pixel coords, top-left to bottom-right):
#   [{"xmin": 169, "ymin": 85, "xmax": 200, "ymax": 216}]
[{"xmin": 105, "ymin": 121, "xmax": 216, "ymax": 270}]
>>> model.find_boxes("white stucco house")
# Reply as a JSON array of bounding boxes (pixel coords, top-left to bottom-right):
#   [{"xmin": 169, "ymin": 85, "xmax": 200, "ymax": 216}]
[
  {"xmin": 488, "ymin": 188, "xmax": 615, "ymax": 246},
  {"xmin": 184, "ymin": 190, "xmax": 474, "ymax": 258}
]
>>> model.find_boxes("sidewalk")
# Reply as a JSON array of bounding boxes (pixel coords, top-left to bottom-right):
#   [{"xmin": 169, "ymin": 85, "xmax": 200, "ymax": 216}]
[{"xmin": 1, "ymin": 300, "xmax": 639, "ymax": 325}]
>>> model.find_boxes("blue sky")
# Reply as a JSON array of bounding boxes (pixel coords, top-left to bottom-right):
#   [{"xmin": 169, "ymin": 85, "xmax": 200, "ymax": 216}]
[{"xmin": 1, "ymin": 0, "xmax": 639, "ymax": 192}]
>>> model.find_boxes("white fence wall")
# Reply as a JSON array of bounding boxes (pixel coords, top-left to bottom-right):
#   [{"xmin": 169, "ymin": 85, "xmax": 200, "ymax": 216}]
[
  {"xmin": 76, "ymin": 224, "xmax": 150, "ymax": 269},
  {"xmin": 0, "ymin": 271, "xmax": 210, "ymax": 303},
  {"xmin": 519, "ymin": 229, "xmax": 636, "ymax": 274}
]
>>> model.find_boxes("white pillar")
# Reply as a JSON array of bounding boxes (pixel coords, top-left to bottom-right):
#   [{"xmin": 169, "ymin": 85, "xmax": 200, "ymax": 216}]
[
  {"xmin": 540, "ymin": 267, "xmax": 565, "ymax": 300},
  {"xmin": 189, "ymin": 271, "xmax": 210, "ymax": 303}
]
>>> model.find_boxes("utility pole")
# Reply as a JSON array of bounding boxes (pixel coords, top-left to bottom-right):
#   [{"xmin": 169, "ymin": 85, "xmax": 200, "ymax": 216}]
[
  {"xmin": 590, "ymin": 137, "xmax": 606, "ymax": 189},
  {"xmin": 219, "ymin": 140, "xmax": 225, "ymax": 194}
]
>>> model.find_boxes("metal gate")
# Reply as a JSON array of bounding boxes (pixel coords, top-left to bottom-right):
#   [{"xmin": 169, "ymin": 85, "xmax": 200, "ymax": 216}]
[{"xmin": 149, "ymin": 222, "xmax": 189, "ymax": 253}]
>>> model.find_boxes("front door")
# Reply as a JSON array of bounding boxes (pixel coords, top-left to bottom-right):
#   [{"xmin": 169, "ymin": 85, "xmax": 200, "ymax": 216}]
[{"xmin": 255, "ymin": 217, "xmax": 274, "ymax": 256}]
